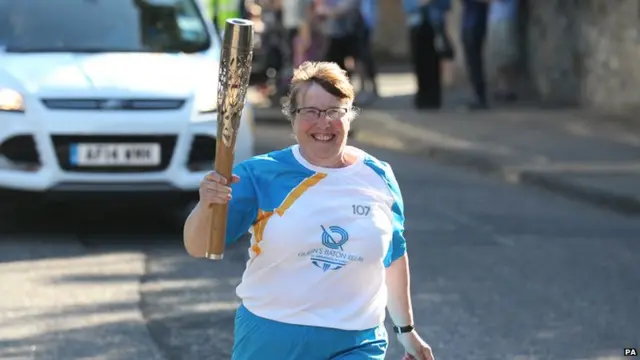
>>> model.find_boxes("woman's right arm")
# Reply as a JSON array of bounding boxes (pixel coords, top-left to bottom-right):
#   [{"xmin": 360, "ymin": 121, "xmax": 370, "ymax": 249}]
[
  {"xmin": 183, "ymin": 166, "xmax": 258, "ymax": 258},
  {"xmin": 183, "ymin": 201, "xmax": 213, "ymax": 258}
]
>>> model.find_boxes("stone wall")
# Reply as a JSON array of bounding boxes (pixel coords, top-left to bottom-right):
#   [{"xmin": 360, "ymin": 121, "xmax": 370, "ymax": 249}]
[
  {"xmin": 371, "ymin": 0, "xmax": 640, "ymax": 115},
  {"xmin": 526, "ymin": 0, "xmax": 640, "ymax": 114},
  {"xmin": 372, "ymin": 0, "xmax": 410, "ymax": 59}
]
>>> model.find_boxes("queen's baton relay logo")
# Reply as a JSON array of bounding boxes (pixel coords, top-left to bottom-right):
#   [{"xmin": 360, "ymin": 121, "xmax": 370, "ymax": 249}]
[{"xmin": 298, "ymin": 225, "xmax": 364, "ymax": 272}]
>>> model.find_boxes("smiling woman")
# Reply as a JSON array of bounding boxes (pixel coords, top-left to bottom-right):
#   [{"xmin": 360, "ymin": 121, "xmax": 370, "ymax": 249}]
[
  {"xmin": 183, "ymin": 61, "xmax": 435, "ymax": 360},
  {"xmin": 281, "ymin": 61, "xmax": 358, "ymax": 168},
  {"xmin": 0, "ymin": 0, "xmax": 211, "ymax": 53}
]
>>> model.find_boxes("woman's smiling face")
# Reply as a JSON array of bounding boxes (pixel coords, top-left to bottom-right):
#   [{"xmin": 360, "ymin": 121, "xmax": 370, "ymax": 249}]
[{"xmin": 292, "ymin": 82, "xmax": 352, "ymax": 167}]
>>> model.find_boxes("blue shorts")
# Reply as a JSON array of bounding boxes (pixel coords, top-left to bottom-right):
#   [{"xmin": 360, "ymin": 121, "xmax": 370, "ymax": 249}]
[{"xmin": 232, "ymin": 304, "xmax": 388, "ymax": 360}]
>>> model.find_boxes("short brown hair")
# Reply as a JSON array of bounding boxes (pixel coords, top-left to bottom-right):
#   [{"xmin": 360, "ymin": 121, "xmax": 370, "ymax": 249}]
[{"xmin": 281, "ymin": 61, "xmax": 356, "ymax": 120}]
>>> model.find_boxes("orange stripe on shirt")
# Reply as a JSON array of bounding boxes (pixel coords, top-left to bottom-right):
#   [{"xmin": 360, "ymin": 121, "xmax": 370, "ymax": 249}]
[
  {"xmin": 275, "ymin": 173, "xmax": 327, "ymax": 216},
  {"xmin": 250, "ymin": 209, "xmax": 273, "ymax": 256},
  {"xmin": 249, "ymin": 172, "xmax": 327, "ymax": 261}
]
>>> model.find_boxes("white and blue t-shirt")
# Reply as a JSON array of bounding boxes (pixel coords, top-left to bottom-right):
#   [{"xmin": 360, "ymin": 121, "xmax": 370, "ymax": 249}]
[{"xmin": 225, "ymin": 144, "xmax": 407, "ymax": 331}]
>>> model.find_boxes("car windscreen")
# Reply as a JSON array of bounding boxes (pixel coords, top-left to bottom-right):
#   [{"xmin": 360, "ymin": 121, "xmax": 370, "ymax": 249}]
[{"xmin": 0, "ymin": 0, "xmax": 211, "ymax": 53}]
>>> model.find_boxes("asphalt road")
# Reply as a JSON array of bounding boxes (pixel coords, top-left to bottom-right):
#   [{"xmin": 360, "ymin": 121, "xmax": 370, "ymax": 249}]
[{"xmin": 1, "ymin": 119, "xmax": 639, "ymax": 360}]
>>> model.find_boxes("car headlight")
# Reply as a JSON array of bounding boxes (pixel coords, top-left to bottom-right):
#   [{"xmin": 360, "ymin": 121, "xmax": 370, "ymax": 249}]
[
  {"xmin": 194, "ymin": 93, "xmax": 217, "ymax": 114},
  {"xmin": 0, "ymin": 88, "xmax": 25, "ymax": 113}
]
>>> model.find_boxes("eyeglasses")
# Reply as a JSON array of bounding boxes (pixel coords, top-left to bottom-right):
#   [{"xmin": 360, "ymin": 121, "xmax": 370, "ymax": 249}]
[{"xmin": 294, "ymin": 107, "xmax": 349, "ymax": 121}]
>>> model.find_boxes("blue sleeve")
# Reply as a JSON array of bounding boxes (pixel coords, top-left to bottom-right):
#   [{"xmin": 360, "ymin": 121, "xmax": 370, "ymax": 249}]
[
  {"xmin": 382, "ymin": 164, "xmax": 407, "ymax": 267},
  {"xmin": 225, "ymin": 162, "xmax": 259, "ymax": 244}
]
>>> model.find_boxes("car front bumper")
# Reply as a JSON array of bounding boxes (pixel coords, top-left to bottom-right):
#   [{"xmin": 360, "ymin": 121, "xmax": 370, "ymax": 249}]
[{"xmin": 0, "ymin": 103, "xmax": 254, "ymax": 194}]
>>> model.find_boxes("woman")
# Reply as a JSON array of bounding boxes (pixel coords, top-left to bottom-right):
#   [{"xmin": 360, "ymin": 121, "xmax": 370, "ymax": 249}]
[
  {"xmin": 352, "ymin": 0, "xmax": 379, "ymax": 106},
  {"xmin": 404, "ymin": 0, "xmax": 441, "ymax": 109},
  {"xmin": 319, "ymin": 0, "xmax": 360, "ymax": 74},
  {"xmin": 461, "ymin": 0, "xmax": 490, "ymax": 109},
  {"xmin": 429, "ymin": 0, "xmax": 455, "ymax": 88},
  {"xmin": 183, "ymin": 61, "xmax": 435, "ymax": 360},
  {"xmin": 293, "ymin": 0, "xmax": 326, "ymax": 67}
]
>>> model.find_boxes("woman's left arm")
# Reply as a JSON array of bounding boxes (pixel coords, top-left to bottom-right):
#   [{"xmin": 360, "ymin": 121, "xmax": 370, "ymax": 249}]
[
  {"xmin": 382, "ymin": 161, "xmax": 434, "ymax": 360},
  {"xmin": 386, "ymin": 255, "xmax": 435, "ymax": 360},
  {"xmin": 385, "ymin": 253, "xmax": 413, "ymax": 328}
]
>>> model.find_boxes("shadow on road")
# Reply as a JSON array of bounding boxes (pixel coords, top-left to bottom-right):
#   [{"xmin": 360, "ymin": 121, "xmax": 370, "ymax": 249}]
[
  {"xmin": 0, "ymin": 165, "xmax": 261, "ymax": 359},
  {"xmin": 0, "ymin": 202, "xmax": 247, "ymax": 359},
  {"xmin": 140, "ymin": 243, "xmax": 249, "ymax": 360},
  {"xmin": 0, "ymin": 319, "xmax": 165, "ymax": 360},
  {"xmin": 0, "ymin": 202, "xmax": 184, "ymax": 262}
]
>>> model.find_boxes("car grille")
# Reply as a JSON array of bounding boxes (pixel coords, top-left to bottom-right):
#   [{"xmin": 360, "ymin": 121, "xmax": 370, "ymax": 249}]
[
  {"xmin": 188, "ymin": 136, "xmax": 216, "ymax": 162},
  {"xmin": 186, "ymin": 135, "xmax": 216, "ymax": 171},
  {"xmin": 0, "ymin": 135, "xmax": 40, "ymax": 165},
  {"xmin": 51, "ymin": 135, "xmax": 177, "ymax": 173},
  {"xmin": 41, "ymin": 99, "xmax": 186, "ymax": 111}
]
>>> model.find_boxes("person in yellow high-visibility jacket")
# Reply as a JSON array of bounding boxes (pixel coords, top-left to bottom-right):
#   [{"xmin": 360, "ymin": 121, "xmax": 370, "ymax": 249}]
[{"xmin": 207, "ymin": 0, "xmax": 246, "ymax": 33}]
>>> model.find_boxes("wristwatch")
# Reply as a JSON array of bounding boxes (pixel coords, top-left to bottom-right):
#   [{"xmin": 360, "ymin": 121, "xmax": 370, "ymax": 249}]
[{"xmin": 392, "ymin": 324, "xmax": 415, "ymax": 334}]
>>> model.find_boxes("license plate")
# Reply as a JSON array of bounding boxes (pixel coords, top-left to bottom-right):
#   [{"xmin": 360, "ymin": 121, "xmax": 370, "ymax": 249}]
[{"xmin": 69, "ymin": 143, "xmax": 161, "ymax": 166}]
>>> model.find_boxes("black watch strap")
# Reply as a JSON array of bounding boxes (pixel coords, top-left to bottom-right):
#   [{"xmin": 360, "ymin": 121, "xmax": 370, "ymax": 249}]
[{"xmin": 392, "ymin": 324, "xmax": 415, "ymax": 334}]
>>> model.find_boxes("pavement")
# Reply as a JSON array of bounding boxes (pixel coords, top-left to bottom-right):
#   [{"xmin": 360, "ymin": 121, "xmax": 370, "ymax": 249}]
[
  {"xmin": 0, "ymin": 236, "xmax": 166, "ymax": 360},
  {"xmin": 255, "ymin": 70, "xmax": 640, "ymax": 217}
]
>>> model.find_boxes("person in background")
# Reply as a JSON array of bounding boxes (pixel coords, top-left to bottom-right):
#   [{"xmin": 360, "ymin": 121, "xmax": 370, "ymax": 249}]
[
  {"xmin": 319, "ymin": 0, "xmax": 361, "ymax": 74},
  {"xmin": 282, "ymin": 0, "xmax": 304, "ymax": 71},
  {"xmin": 488, "ymin": 0, "xmax": 519, "ymax": 102},
  {"xmin": 354, "ymin": 0, "xmax": 379, "ymax": 106},
  {"xmin": 429, "ymin": 0, "xmax": 455, "ymax": 88},
  {"xmin": 183, "ymin": 61, "xmax": 435, "ymax": 360},
  {"xmin": 293, "ymin": 0, "xmax": 326, "ymax": 67},
  {"xmin": 403, "ymin": 0, "xmax": 441, "ymax": 109},
  {"xmin": 255, "ymin": 0, "xmax": 293, "ymax": 98},
  {"xmin": 461, "ymin": 0, "xmax": 490, "ymax": 110}
]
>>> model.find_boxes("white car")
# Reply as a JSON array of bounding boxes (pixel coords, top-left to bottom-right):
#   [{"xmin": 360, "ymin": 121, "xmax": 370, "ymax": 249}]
[{"xmin": 0, "ymin": 0, "xmax": 255, "ymax": 207}]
